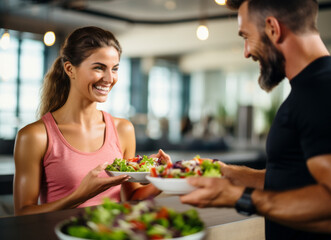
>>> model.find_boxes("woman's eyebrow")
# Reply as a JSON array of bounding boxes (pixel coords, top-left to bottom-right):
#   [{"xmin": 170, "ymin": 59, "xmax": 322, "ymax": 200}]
[{"xmin": 92, "ymin": 62, "xmax": 107, "ymax": 67}]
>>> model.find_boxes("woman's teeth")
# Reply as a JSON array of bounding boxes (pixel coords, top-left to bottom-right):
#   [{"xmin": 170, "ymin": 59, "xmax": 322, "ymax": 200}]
[{"xmin": 95, "ymin": 85, "xmax": 109, "ymax": 92}]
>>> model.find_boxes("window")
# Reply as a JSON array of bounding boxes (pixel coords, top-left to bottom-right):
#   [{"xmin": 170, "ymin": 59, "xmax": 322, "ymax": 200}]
[
  {"xmin": 0, "ymin": 30, "xmax": 45, "ymax": 139},
  {"xmin": 19, "ymin": 38, "xmax": 44, "ymax": 129},
  {"xmin": 0, "ymin": 34, "xmax": 19, "ymax": 138},
  {"xmin": 147, "ymin": 62, "xmax": 182, "ymax": 142}
]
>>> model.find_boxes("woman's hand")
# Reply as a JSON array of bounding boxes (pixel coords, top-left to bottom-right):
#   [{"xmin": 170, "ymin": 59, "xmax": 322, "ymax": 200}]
[
  {"xmin": 75, "ymin": 162, "xmax": 130, "ymax": 203},
  {"xmin": 149, "ymin": 149, "xmax": 172, "ymax": 165}
]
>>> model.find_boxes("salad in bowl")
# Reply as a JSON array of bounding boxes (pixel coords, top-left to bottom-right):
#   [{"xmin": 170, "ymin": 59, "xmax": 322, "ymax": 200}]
[
  {"xmin": 105, "ymin": 155, "xmax": 168, "ymax": 183},
  {"xmin": 150, "ymin": 156, "xmax": 222, "ymax": 178},
  {"xmin": 146, "ymin": 156, "xmax": 222, "ymax": 194},
  {"xmin": 55, "ymin": 198, "xmax": 205, "ymax": 240}
]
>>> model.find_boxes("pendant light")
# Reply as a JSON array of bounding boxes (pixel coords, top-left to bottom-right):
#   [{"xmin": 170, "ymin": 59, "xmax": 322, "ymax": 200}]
[
  {"xmin": 44, "ymin": 31, "xmax": 56, "ymax": 46},
  {"xmin": 0, "ymin": 30, "xmax": 11, "ymax": 50},
  {"xmin": 215, "ymin": 0, "xmax": 226, "ymax": 5},
  {"xmin": 196, "ymin": 0, "xmax": 209, "ymax": 41}
]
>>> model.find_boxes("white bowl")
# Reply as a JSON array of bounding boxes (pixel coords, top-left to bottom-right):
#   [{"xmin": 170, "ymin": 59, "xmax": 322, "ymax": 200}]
[
  {"xmin": 145, "ymin": 175, "xmax": 197, "ymax": 195},
  {"xmin": 105, "ymin": 170, "xmax": 150, "ymax": 183},
  {"xmin": 55, "ymin": 219, "xmax": 206, "ymax": 240},
  {"xmin": 55, "ymin": 220, "xmax": 89, "ymax": 240}
]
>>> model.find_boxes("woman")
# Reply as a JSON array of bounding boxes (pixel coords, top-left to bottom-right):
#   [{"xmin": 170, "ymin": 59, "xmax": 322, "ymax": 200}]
[{"xmin": 13, "ymin": 26, "xmax": 169, "ymax": 216}]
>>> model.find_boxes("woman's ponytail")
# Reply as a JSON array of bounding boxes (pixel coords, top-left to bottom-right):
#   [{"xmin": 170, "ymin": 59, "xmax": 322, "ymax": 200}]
[{"xmin": 37, "ymin": 56, "xmax": 70, "ymax": 118}]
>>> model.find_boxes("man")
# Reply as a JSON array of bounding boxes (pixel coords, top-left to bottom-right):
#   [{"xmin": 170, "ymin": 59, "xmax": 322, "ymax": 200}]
[{"xmin": 180, "ymin": 0, "xmax": 331, "ymax": 239}]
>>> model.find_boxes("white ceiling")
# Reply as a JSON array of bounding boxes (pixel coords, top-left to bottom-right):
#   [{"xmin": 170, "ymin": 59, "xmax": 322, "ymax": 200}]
[{"xmin": 1, "ymin": 0, "xmax": 331, "ymax": 72}]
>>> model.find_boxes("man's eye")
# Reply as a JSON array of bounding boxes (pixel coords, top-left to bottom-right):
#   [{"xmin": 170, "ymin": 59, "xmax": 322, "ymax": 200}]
[
  {"xmin": 112, "ymin": 68, "xmax": 119, "ymax": 72},
  {"xmin": 94, "ymin": 66, "xmax": 103, "ymax": 70}
]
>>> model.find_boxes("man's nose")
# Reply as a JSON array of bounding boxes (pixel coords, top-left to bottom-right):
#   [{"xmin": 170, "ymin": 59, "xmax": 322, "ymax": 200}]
[{"xmin": 244, "ymin": 41, "xmax": 251, "ymax": 59}]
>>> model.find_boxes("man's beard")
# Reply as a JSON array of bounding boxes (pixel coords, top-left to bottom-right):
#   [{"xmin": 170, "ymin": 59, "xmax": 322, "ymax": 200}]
[{"xmin": 257, "ymin": 34, "xmax": 286, "ymax": 92}]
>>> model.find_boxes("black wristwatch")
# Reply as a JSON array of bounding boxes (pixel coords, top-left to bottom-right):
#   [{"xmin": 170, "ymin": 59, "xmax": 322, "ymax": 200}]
[{"xmin": 235, "ymin": 187, "xmax": 256, "ymax": 216}]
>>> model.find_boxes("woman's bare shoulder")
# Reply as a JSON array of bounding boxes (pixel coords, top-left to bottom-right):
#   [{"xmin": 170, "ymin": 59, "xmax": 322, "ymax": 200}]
[
  {"xmin": 16, "ymin": 119, "xmax": 48, "ymax": 150},
  {"xmin": 113, "ymin": 117, "xmax": 134, "ymax": 132}
]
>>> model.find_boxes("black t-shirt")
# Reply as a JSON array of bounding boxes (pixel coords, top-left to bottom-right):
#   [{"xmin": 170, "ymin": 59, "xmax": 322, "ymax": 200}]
[{"xmin": 265, "ymin": 56, "xmax": 331, "ymax": 240}]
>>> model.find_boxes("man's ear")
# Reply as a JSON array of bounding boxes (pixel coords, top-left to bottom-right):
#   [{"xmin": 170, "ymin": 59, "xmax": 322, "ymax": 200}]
[
  {"xmin": 63, "ymin": 61, "xmax": 75, "ymax": 79},
  {"xmin": 265, "ymin": 16, "xmax": 283, "ymax": 44}
]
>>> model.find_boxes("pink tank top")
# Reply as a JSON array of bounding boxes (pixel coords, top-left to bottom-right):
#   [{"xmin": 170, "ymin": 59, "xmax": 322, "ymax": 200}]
[{"xmin": 40, "ymin": 111, "xmax": 122, "ymax": 207}]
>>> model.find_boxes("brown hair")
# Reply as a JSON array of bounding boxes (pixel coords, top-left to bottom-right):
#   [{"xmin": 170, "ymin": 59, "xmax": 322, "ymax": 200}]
[
  {"xmin": 226, "ymin": 0, "xmax": 319, "ymax": 34},
  {"xmin": 38, "ymin": 26, "xmax": 122, "ymax": 118}
]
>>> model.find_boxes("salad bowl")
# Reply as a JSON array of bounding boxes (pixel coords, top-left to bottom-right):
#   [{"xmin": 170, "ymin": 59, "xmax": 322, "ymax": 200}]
[
  {"xmin": 54, "ymin": 198, "xmax": 206, "ymax": 240},
  {"xmin": 145, "ymin": 175, "xmax": 197, "ymax": 195},
  {"xmin": 55, "ymin": 221, "xmax": 206, "ymax": 240},
  {"xmin": 105, "ymin": 170, "xmax": 149, "ymax": 183},
  {"xmin": 146, "ymin": 156, "xmax": 222, "ymax": 194},
  {"xmin": 105, "ymin": 155, "xmax": 168, "ymax": 183}
]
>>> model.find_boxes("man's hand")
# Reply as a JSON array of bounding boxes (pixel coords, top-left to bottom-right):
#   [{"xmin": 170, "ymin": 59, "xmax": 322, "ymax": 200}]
[{"xmin": 180, "ymin": 177, "xmax": 244, "ymax": 208}]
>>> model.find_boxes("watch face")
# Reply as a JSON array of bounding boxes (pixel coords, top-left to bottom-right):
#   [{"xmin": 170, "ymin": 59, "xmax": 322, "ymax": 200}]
[{"xmin": 235, "ymin": 187, "xmax": 256, "ymax": 216}]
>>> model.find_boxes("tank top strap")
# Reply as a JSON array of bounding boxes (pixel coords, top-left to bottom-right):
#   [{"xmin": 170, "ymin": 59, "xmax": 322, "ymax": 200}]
[
  {"xmin": 41, "ymin": 112, "xmax": 58, "ymax": 160},
  {"xmin": 102, "ymin": 111, "xmax": 123, "ymax": 156}
]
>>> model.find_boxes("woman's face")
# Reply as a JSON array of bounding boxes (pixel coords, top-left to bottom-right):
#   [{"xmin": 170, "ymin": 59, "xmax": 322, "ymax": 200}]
[{"xmin": 70, "ymin": 46, "xmax": 120, "ymax": 103}]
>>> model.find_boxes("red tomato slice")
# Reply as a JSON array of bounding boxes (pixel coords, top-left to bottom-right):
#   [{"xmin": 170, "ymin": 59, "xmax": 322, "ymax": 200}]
[
  {"xmin": 130, "ymin": 220, "xmax": 146, "ymax": 230},
  {"xmin": 156, "ymin": 207, "xmax": 169, "ymax": 219},
  {"xmin": 150, "ymin": 167, "xmax": 157, "ymax": 177},
  {"xmin": 129, "ymin": 157, "xmax": 139, "ymax": 162},
  {"xmin": 150, "ymin": 235, "xmax": 163, "ymax": 240},
  {"xmin": 123, "ymin": 202, "xmax": 131, "ymax": 210}
]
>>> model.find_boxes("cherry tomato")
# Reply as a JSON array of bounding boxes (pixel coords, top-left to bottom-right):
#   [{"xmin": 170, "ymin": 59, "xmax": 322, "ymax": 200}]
[
  {"xmin": 123, "ymin": 202, "xmax": 131, "ymax": 210},
  {"xmin": 130, "ymin": 220, "xmax": 146, "ymax": 230},
  {"xmin": 150, "ymin": 235, "xmax": 163, "ymax": 240},
  {"xmin": 150, "ymin": 167, "xmax": 157, "ymax": 177},
  {"xmin": 129, "ymin": 157, "xmax": 139, "ymax": 162},
  {"xmin": 156, "ymin": 207, "xmax": 169, "ymax": 219}
]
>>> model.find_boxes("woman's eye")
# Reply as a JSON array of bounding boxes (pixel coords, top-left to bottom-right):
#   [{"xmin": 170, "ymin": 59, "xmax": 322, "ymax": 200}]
[{"xmin": 94, "ymin": 66, "xmax": 103, "ymax": 70}]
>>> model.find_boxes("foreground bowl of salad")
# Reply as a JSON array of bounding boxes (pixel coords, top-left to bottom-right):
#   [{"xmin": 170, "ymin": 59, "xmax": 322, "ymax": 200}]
[
  {"xmin": 146, "ymin": 156, "xmax": 222, "ymax": 195},
  {"xmin": 55, "ymin": 198, "xmax": 205, "ymax": 240},
  {"xmin": 105, "ymin": 155, "xmax": 167, "ymax": 183}
]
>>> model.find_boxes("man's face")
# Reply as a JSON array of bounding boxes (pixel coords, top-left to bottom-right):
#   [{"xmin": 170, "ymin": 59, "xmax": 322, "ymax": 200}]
[{"xmin": 238, "ymin": 2, "xmax": 286, "ymax": 92}]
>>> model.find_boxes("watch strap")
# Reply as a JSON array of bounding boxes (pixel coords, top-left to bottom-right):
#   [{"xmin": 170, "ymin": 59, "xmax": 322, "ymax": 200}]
[{"xmin": 235, "ymin": 187, "xmax": 256, "ymax": 216}]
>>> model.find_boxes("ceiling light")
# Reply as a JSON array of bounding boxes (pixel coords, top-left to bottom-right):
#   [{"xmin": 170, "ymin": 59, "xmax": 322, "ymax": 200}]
[
  {"xmin": 0, "ymin": 30, "xmax": 10, "ymax": 50},
  {"xmin": 44, "ymin": 31, "xmax": 56, "ymax": 46},
  {"xmin": 215, "ymin": 0, "xmax": 226, "ymax": 5},
  {"xmin": 196, "ymin": 24, "xmax": 209, "ymax": 41}
]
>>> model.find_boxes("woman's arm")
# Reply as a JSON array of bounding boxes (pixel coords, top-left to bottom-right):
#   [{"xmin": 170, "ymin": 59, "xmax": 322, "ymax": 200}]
[
  {"xmin": 115, "ymin": 118, "xmax": 166, "ymax": 201},
  {"xmin": 14, "ymin": 121, "xmax": 129, "ymax": 216}
]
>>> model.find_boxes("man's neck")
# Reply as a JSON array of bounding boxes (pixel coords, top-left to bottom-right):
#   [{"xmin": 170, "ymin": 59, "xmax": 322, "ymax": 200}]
[{"xmin": 282, "ymin": 33, "xmax": 330, "ymax": 80}]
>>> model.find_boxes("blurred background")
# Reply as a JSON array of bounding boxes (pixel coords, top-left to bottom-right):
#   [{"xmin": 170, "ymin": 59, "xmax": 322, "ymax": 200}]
[{"xmin": 1, "ymin": 0, "xmax": 331, "ymax": 215}]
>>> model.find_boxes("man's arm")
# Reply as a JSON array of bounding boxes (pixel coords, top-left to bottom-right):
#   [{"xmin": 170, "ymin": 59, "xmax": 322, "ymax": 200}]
[
  {"xmin": 252, "ymin": 154, "xmax": 331, "ymax": 233},
  {"xmin": 181, "ymin": 155, "xmax": 331, "ymax": 233},
  {"xmin": 221, "ymin": 162, "xmax": 266, "ymax": 190}
]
